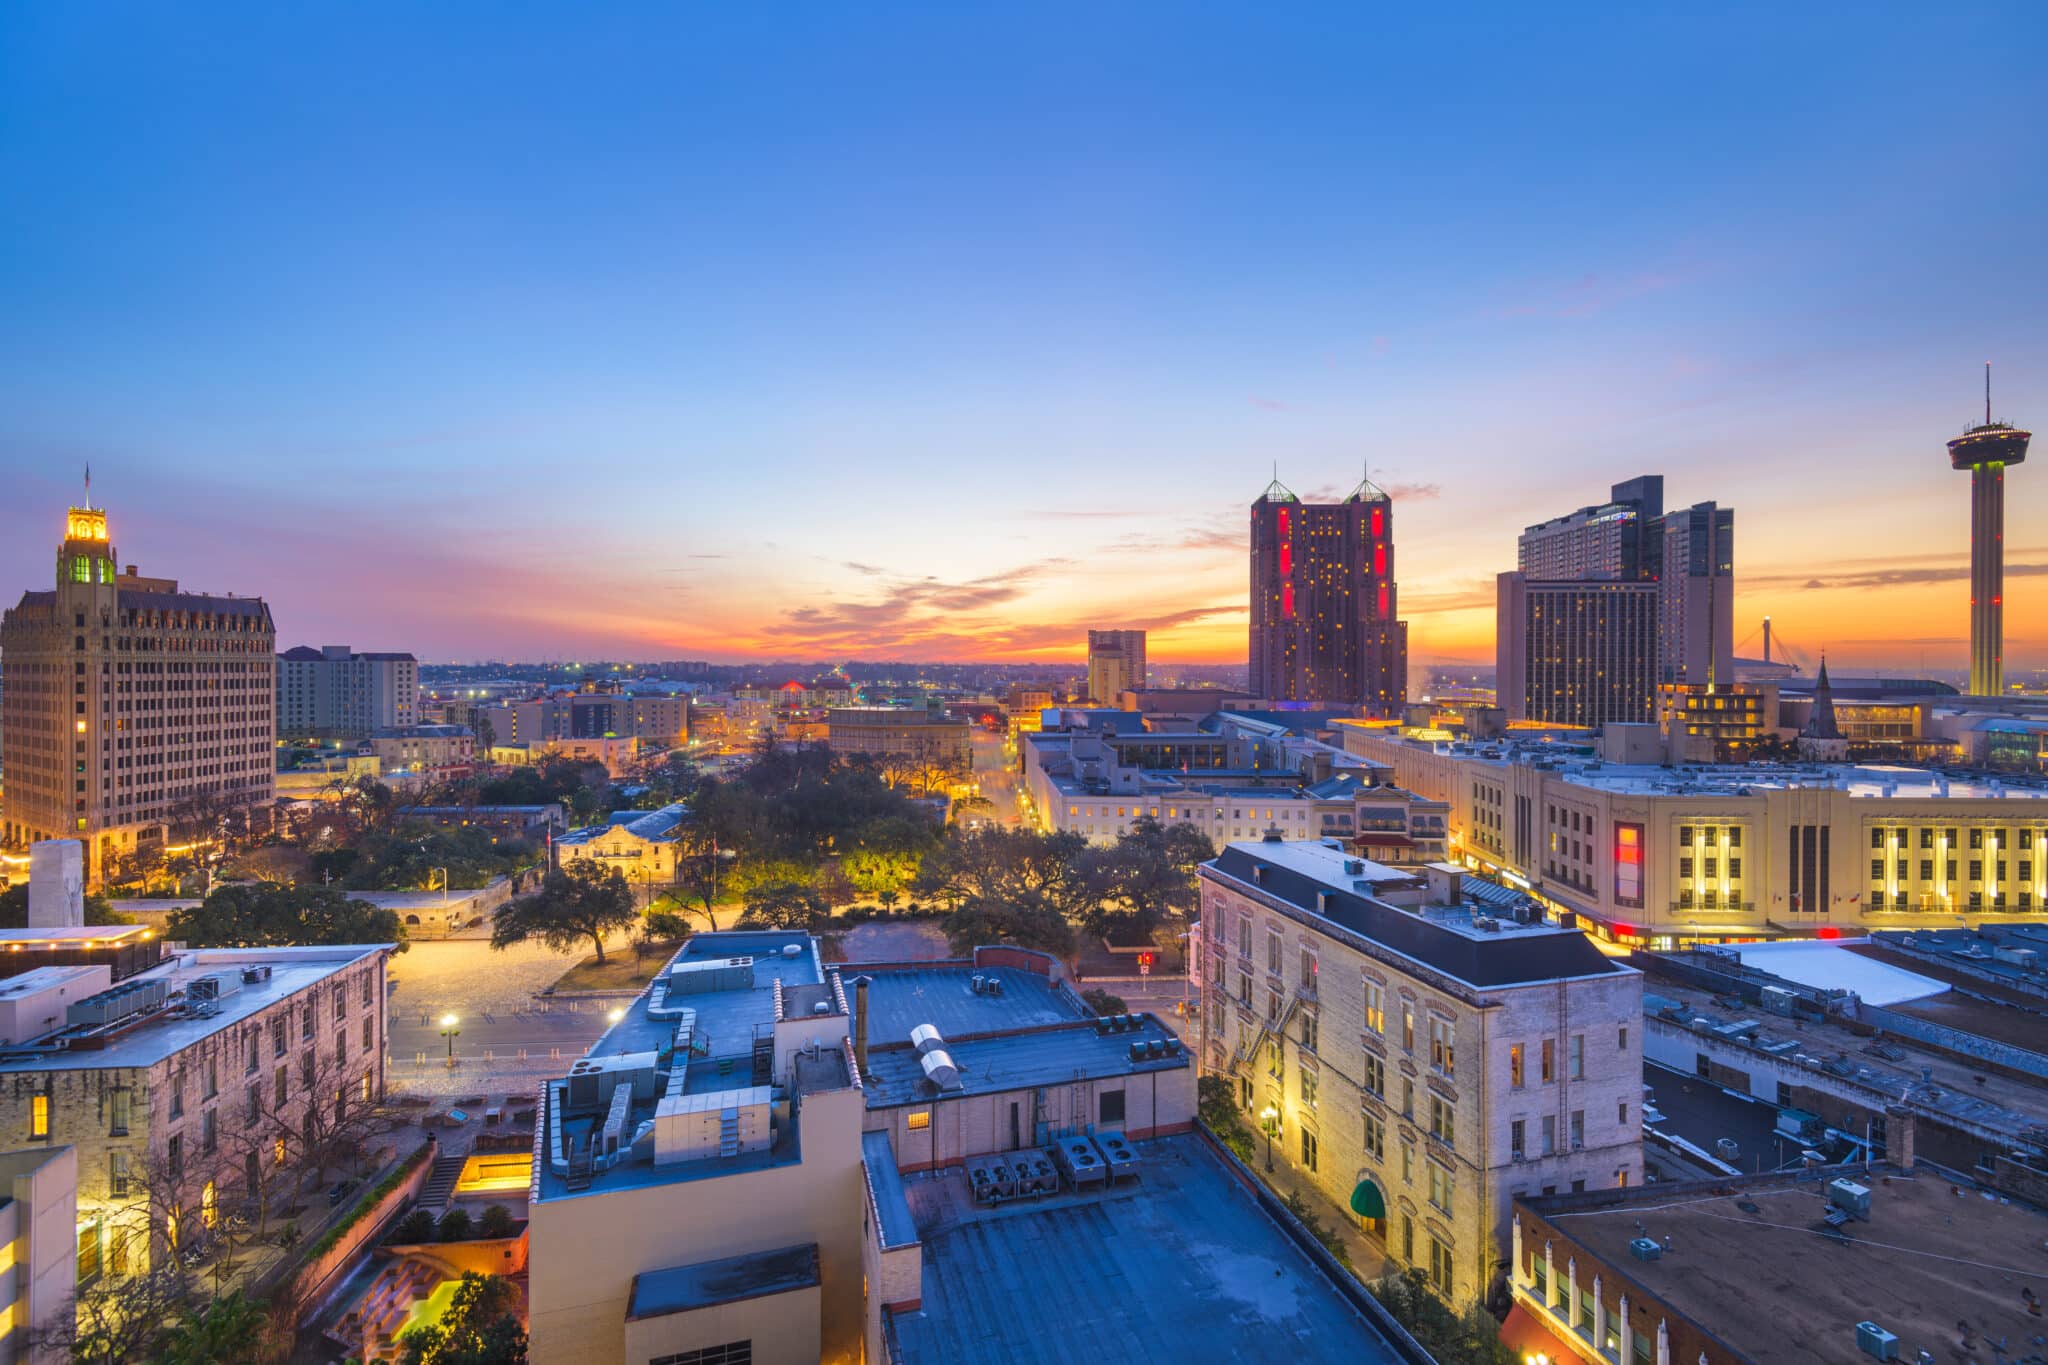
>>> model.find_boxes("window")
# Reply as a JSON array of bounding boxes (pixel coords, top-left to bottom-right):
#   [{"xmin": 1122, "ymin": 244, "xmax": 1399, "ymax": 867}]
[
  {"xmin": 166, "ymin": 1133, "xmax": 183, "ymax": 1177},
  {"xmin": 248, "ymin": 1083, "xmax": 261, "ymax": 1122},
  {"xmin": 1237, "ymin": 917, "xmax": 1251, "ymax": 958},
  {"xmin": 1301, "ymin": 1070, "xmax": 1318, "ymax": 1110},
  {"xmin": 1237, "ymin": 973, "xmax": 1251, "ymax": 1008},
  {"xmin": 275, "ymin": 1064, "xmax": 288, "ymax": 1107},
  {"xmin": 110, "ymin": 1150, "xmax": 132, "ymax": 1197},
  {"xmin": 1619, "ymin": 1099, "xmax": 1629, "ymax": 1125},
  {"xmin": 1402, "ymin": 1005, "xmax": 1414, "ymax": 1052},
  {"xmin": 1509, "ymin": 1043, "xmax": 1525, "ymax": 1088},
  {"xmin": 1570, "ymin": 1109, "xmax": 1585, "ymax": 1148},
  {"xmin": 203, "ymin": 1060, "xmax": 218, "ymax": 1100},
  {"xmin": 169, "ymin": 1071, "xmax": 185, "ymax": 1119},
  {"xmin": 1301, "ymin": 1013, "xmax": 1319, "ymax": 1052},
  {"xmin": 1300, "ymin": 946, "xmax": 1315, "ymax": 990},
  {"xmin": 273, "ymin": 1017, "xmax": 287, "ymax": 1057},
  {"xmin": 77, "ymin": 1217, "xmax": 103, "ymax": 1286},
  {"xmin": 1401, "ymin": 1078, "xmax": 1414, "ymax": 1119},
  {"xmin": 1570, "ymin": 1034, "xmax": 1585, "ymax": 1081},
  {"xmin": 1427, "ymin": 1161, "xmax": 1452, "ymax": 1213},
  {"xmin": 1540, "ymin": 1038, "xmax": 1555, "ymax": 1084},
  {"xmin": 1363, "ymin": 1054, "xmax": 1384, "ymax": 1098},
  {"xmin": 651, "ymin": 1341, "xmax": 753, "ymax": 1365},
  {"xmin": 1301, "ymin": 1128, "xmax": 1319, "ymax": 1171},
  {"xmin": 1363, "ymin": 1112, "xmax": 1385, "ymax": 1160},
  {"xmin": 1401, "ymin": 1141, "xmax": 1414, "ymax": 1184},
  {"xmin": 30, "ymin": 1093, "xmax": 48, "ymax": 1141},
  {"xmin": 202, "ymin": 1108, "xmax": 217, "ymax": 1154},
  {"xmin": 245, "ymin": 1028, "xmax": 259, "ymax": 1075},
  {"xmin": 1541, "ymin": 1115, "xmax": 1557, "ymax": 1156},
  {"xmin": 109, "ymin": 1088, "xmax": 131, "ymax": 1136},
  {"xmin": 906, "ymin": 1110, "xmax": 931, "ymax": 1131},
  {"xmin": 1618, "ymin": 1024, "xmax": 1629, "ymax": 1052},
  {"xmin": 1099, "ymin": 1090, "xmax": 1126, "ymax": 1125},
  {"xmin": 1678, "ymin": 826, "xmax": 1693, "ymax": 847},
  {"xmin": 363, "ymin": 1016, "xmax": 374, "ymax": 1051},
  {"xmin": 1429, "ymin": 1016, "xmax": 1455, "ymax": 1076},
  {"xmin": 1362, "ymin": 980, "xmax": 1385, "ymax": 1034},
  {"xmin": 335, "ymin": 988, "xmax": 347, "ymax": 1022},
  {"xmin": 1267, "ymin": 931, "xmax": 1282, "ymax": 974},
  {"xmin": 1428, "ymin": 1095, "xmax": 1455, "ymax": 1148},
  {"xmin": 1510, "ymin": 1118, "xmax": 1526, "ymax": 1161}
]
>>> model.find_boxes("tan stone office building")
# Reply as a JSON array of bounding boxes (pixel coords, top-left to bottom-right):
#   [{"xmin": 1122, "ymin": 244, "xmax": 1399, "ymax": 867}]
[
  {"xmin": 1343, "ymin": 728, "xmax": 2048, "ymax": 943},
  {"xmin": 1199, "ymin": 839, "xmax": 1641, "ymax": 1308},
  {"xmin": 2, "ymin": 504, "xmax": 275, "ymax": 885}
]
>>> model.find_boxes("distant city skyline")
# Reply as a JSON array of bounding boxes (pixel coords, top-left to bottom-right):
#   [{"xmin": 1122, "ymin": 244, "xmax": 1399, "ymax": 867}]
[{"xmin": 2, "ymin": 4, "xmax": 2044, "ymax": 671}]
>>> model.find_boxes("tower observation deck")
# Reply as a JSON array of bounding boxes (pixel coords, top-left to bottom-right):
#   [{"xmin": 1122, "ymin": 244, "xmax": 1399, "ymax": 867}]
[{"xmin": 1947, "ymin": 364, "xmax": 2031, "ymax": 697}]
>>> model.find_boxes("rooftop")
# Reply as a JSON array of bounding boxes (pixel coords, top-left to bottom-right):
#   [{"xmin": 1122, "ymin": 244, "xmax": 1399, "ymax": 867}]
[
  {"xmin": 1526, "ymin": 1167, "xmax": 2048, "ymax": 1365},
  {"xmin": 0, "ymin": 945, "xmax": 388, "ymax": 1072},
  {"xmin": 1206, "ymin": 841, "xmax": 1626, "ymax": 989},
  {"xmin": 860, "ymin": 1015, "xmax": 1189, "ymax": 1109},
  {"xmin": 1639, "ymin": 973, "xmax": 2048, "ymax": 1137},
  {"xmin": 889, "ymin": 1133, "xmax": 1415, "ymax": 1365},
  {"xmin": 1357, "ymin": 733, "xmax": 2048, "ymax": 800},
  {"xmin": 558, "ymin": 801, "xmax": 687, "ymax": 846},
  {"xmin": 626, "ymin": 1242, "xmax": 819, "ymax": 1320},
  {"xmin": 848, "ymin": 963, "xmax": 1087, "ymax": 1045}
]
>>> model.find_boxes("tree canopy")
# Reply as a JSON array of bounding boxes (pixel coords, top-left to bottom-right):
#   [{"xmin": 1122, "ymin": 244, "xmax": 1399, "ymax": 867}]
[
  {"xmin": 167, "ymin": 883, "xmax": 408, "ymax": 952},
  {"xmin": 491, "ymin": 860, "xmax": 638, "ymax": 964},
  {"xmin": 0, "ymin": 883, "xmax": 127, "ymax": 928},
  {"xmin": 398, "ymin": 1272, "xmax": 529, "ymax": 1365}
]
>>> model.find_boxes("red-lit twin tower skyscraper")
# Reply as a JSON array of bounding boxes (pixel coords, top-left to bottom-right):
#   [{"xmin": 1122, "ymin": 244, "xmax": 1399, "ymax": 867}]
[{"xmin": 1249, "ymin": 474, "xmax": 1408, "ymax": 715}]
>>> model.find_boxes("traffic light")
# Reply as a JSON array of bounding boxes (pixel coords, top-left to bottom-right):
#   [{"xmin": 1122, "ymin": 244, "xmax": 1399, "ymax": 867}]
[{"xmin": 1138, "ymin": 952, "xmax": 1152, "ymax": 967}]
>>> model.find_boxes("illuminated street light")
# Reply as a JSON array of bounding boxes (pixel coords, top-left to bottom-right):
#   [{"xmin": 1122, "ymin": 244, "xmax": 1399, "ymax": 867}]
[
  {"xmin": 440, "ymin": 1013, "xmax": 460, "ymax": 1067},
  {"xmin": 608, "ymin": 1006, "xmax": 626, "ymax": 1025},
  {"xmin": 1260, "ymin": 1104, "xmax": 1279, "ymax": 1172}
]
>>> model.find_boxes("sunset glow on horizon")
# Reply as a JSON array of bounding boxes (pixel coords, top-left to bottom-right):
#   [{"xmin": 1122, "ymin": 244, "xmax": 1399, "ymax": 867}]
[{"xmin": 3, "ymin": 4, "xmax": 2043, "ymax": 673}]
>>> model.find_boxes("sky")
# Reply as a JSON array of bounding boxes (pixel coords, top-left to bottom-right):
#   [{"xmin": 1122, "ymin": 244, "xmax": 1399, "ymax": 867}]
[{"xmin": 3, "ymin": 3, "xmax": 2046, "ymax": 673}]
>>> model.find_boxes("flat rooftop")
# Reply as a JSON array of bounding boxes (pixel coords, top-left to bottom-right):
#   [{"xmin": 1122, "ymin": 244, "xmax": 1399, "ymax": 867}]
[
  {"xmin": 0, "ymin": 945, "xmax": 388, "ymax": 1072},
  {"xmin": 627, "ymin": 1243, "xmax": 819, "ymax": 1320},
  {"xmin": 848, "ymin": 963, "xmax": 1086, "ymax": 1045},
  {"xmin": 1206, "ymin": 841, "xmax": 1626, "ymax": 988},
  {"xmin": 1362, "ymin": 734, "xmax": 2048, "ymax": 801},
  {"xmin": 1533, "ymin": 1168, "xmax": 2048, "ymax": 1364},
  {"xmin": 889, "ymin": 1133, "xmax": 1411, "ymax": 1365},
  {"xmin": 591, "ymin": 930, "xmax": 821, "ymax": 1064},
  {"xmin": 1641, "ymin": 977, "xmax": 2048, "ymax": 1136},
  {"xmin": 861, "ymin": 1016, "xmax": 1189, "ymax": 1109}
]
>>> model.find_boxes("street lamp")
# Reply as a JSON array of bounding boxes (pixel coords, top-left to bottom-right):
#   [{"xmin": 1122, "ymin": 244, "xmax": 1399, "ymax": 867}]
[
  {"xmin": 1260, "ymin": 1104, "xmax": 1279, "ymax": 1173},
  {"xmin": 440, "ymin": 1013, "xmax": 460, "ymax": 1067},
  {"xmin": 608, "ymin": 1006, "xmax": 626, "ymax": 1026}
]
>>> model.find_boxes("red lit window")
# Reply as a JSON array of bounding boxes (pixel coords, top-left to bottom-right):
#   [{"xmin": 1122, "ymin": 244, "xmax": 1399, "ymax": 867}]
[
  {"xmin": 1371, "ymin": 506, "xmax": 1384, "ymax": 538},
  {"xmin": 1377, "ymin": 583, "xmax": 1389, "ymax": 617},
  {"xmin": 1614, "ymin": 823, "xmax": 1644, "ymax": 908},
  {"xmin": 1282, "ymin": 582, "xmax": 1295, "ymax": 619},
  {"xmin": 1279, "ymin": 540, "xmax": 1292, "ymax": 575},
  {"xmin": 1277, "ymin": 507, "xmax": 1290, "ymax": 538},
  {"xmin": 1373, "ymin": 543, "xmax": 1386, "ymax": 576}
]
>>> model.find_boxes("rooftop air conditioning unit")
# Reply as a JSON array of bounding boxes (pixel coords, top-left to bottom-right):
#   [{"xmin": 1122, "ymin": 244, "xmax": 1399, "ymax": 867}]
[
  {"xmin": 239, "ymin": 965, "xmax": 273, "ymax": 985},
  {"xmin": 1627, "ymin": 1237, "xmax": 1662, "ymax": 1261},
  {"xmin": 1856, "ymin": 1322, "xmax": 1899, "ymax": 1361}
]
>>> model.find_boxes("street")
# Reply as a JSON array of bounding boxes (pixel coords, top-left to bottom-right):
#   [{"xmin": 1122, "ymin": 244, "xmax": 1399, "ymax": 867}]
[{"xmin": 969, "ymin": 727, "xmax": 1025, "ymax": 826}]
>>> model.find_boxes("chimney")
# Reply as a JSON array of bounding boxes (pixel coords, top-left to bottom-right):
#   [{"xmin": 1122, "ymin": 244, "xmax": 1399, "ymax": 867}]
[
  {"xmin": 1886, "ymin": 1105, "xmax": 1915, "ymax": 1172},
  {"xmin": 853, "ymin": 975, "xmax": 872, "ymax": 1077}
]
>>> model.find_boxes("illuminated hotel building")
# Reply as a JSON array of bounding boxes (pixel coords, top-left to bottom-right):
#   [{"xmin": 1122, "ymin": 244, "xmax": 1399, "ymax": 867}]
[
  {"xmin": 1, "ymin": 503, "xmax": 276, "ymax": 885},
  {"xmin": 1248, "ymin": 475, "xmax": 1408, "ymax": 715},
  {"xmin": 1085, "ymin": 629, "xmax": 1147, "ymax": 706},
  {"xmin": 1949, "ymin": 366, "xmax": 2032, "ymax": 697},
  {"xmin": 1339, "ymin": 726, "xmax": 2048, "ymax": 944},
  {"xmin": 1498, "ymin": 477, "xmax": 1733, "ymax": 725}
]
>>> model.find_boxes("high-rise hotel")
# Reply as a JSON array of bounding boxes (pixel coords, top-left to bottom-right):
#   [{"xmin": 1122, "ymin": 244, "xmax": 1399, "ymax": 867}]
[
  {"xmin": 1, "ymin": 502, "xmax": 276, "ymax": 884},
  {"xmin": 1249, "ymin": 475, "xmax": 1408, "ymax": 715},
  {"xmin": 1497, "ymin": 476, "xmax": 1733, "ymax": 727}
]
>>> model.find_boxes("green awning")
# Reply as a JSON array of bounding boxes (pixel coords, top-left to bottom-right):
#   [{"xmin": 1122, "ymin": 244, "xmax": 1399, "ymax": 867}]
[{"xmin": 1349, "ymin": 1178, "xmax": 1386, "ymax": 1220}]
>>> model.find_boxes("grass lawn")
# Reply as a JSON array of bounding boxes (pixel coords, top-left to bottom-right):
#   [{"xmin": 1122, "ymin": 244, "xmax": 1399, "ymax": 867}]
[{"xmin": 550, "ymin": 948, "xmax": 675, "ymax": 994}]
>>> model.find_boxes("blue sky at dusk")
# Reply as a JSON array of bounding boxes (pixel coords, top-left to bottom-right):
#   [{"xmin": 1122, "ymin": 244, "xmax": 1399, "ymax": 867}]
[{"xmin": 3, "ymin": 3, "xmax": 2045, "ymax": 670}]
